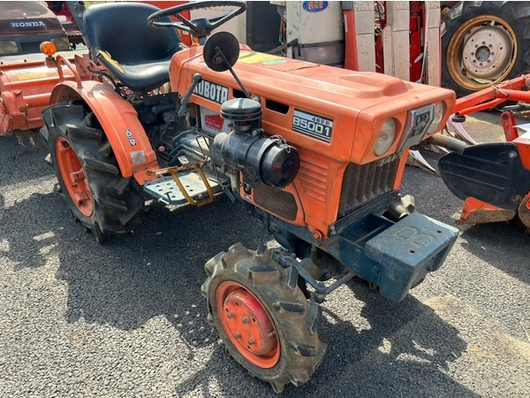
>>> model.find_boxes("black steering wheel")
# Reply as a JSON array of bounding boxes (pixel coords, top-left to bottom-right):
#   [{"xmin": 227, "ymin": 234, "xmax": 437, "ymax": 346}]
[{"xmin": 147, "ymin": 1, "xmax": 246, "ymax": 42}]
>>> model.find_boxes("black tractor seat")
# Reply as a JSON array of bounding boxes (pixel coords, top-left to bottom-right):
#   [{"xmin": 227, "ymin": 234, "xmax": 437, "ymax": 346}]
[{"xmin": 82, "ymin": 2, "xmax": 186, "ymax": 92}]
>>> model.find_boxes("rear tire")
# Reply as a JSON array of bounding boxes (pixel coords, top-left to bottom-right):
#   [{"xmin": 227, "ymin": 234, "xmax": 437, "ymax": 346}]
[
  {"xmin": 442, "ymin": 1, "xmax": 530, "ymax": 97},
  {"xmin": 202, "ymin": 243, "xmax": 327, "ymax": 393},
  {"xmin": 41, "ymin": 102, "xmax": 143, "ymax": 242}
]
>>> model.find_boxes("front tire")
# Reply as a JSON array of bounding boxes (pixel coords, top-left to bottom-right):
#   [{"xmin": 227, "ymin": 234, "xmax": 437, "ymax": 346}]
[
  {"xmin": 442, "ymin": 1, "xmax": 530, "ymax": 97},
  {"xmin": 41, "ymin": 102, "xmax": 143, "ymax": 242},
  {"xmin": 202, "ymin": 243, "xmax": 327, "ymax": 393}
]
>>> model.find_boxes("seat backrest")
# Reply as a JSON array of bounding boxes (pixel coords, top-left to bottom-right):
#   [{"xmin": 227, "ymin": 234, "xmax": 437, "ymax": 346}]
[{"xmin": 83, "ymin": 2, "xmax": 183, "ymax": 65}]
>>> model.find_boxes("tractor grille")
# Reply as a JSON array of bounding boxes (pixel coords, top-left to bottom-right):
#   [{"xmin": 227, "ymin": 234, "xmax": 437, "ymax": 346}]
[
  {"xmin": 338, "ymin": 157, "xmax": 400, "ymax": 217},
  {"xmin": 253, "ymin": 185, "xmax": 298, "ymax": 221}
]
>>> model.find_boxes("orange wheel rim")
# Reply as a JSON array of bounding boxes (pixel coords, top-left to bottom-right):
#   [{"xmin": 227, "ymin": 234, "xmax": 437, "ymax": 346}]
[
  {"xmin": 216, "ymin": 281, "xmax": 280, "ymax": 368},
  {"xmin": 55, "ymin": 137, "xmax": 93, "ymax": 217},
  {"xmin": 446, "ymin": 14, "xmax": 518, "ymax": 91}
]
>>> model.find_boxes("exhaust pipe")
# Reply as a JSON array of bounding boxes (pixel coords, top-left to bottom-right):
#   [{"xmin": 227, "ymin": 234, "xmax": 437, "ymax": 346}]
[{"xmin": 427, "ymin": 134, "xmax": 467, "ymax": 155}]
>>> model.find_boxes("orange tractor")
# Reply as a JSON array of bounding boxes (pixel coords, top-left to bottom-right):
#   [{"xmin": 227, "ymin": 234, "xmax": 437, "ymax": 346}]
[{"xmin": 39, "ymin": 1, "xmax": 459, "ymax": 392}]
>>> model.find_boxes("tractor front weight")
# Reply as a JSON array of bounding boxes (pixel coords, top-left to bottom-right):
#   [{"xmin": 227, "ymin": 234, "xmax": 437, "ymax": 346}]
[{"xmin": 254, "ymin": 201, "xmax": 458, "ymax": 304}]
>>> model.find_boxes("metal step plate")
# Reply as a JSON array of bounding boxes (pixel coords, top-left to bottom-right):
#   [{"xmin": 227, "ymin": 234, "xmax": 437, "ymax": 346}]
[{"xmin": 143, "ymin": 169, "xmax": 225, "ymax": 205}]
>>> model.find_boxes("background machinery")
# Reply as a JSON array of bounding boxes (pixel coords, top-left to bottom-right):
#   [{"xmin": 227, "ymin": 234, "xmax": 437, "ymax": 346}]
[
  {"xmin": 0, "ymin": 1, "xmax": 189, "ymax": 140},
  {"xmin": 38, "ymin": 1, "xmax": 459, "ymax": 392},
  {"xmin": 0, "ymin": 1, "xmax": 77, "ymax": 139},
  {"xmin": 442, "ymin": 1, "xmax": 530, "ymax": 97},
  {"xmin": 438, "ymin": 74, "xmax": 530, "ymax": 231}
]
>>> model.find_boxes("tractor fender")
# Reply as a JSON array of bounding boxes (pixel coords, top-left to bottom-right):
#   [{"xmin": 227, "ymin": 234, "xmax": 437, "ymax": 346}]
[{"xmin": 49, "ymin": 80, "xmax": 158, "ymax": 185}]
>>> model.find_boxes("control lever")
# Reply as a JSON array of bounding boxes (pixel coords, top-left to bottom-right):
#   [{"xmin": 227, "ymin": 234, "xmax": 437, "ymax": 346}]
[{"xmin": 178, "ymin": 73, "xmax": 202, "ymax": 117}]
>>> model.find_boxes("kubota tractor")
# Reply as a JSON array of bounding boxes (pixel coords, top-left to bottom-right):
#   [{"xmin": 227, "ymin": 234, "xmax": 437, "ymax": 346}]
[{"xmin": 39, "ymin": 1, "xmax": 459, "ymax": 392}]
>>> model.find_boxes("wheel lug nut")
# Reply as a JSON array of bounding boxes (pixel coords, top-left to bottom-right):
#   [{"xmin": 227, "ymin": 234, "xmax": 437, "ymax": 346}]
[
  {"xmin": 248, "ymin": 337, "xmax": 256, "ymax": 345},
  {"xmin": 242, "ymin": 316, "xmax": 250, "ymax": 324},
  {"xmin": 227, "ymin": 311, "xmax": 235, "ymax": 319},
  {"xmin": 233, "ymin": 331, "xmax": 241, "ymax": 339}
]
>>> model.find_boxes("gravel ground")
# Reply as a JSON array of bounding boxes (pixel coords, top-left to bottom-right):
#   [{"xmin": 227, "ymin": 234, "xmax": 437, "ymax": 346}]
[{"xmin": 0, "ymin": 113, "xmax": 529, "ymax": 397}]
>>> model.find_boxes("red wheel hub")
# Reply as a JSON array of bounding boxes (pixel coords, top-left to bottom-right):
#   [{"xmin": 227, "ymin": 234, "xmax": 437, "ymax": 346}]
[
  {"xmin": 55, "ymin": 137, "xmax": 93, "ymax": 217},
  {"xmin": 216, "ymin": 282, "xmax": 279, "ymax": 368}
]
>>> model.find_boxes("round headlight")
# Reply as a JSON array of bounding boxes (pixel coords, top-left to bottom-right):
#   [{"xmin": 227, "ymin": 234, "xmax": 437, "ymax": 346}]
[
  {"xmin": 374, "ymin": 118, "xmax": 397, "ymax": 156},
  {"xmin": 426, "ymin": 102, "xmax": 446, "ymax": 135}
]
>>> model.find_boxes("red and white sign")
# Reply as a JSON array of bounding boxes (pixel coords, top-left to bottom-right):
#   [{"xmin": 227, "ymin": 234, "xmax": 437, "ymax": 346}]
[{"xmin": 200, "ymin": 107, "xmax": 230, "ymax": 135}]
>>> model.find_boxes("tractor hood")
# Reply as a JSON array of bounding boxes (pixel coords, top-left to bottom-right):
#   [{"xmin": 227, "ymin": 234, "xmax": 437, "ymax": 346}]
[{"xmin": 170, "ymin": 47, "xmax": 456, "ymax": 165}]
